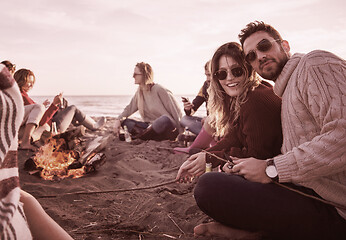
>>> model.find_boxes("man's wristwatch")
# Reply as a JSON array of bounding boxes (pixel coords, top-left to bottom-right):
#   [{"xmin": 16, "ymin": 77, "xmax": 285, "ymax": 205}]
[{"xmin": 265, "ymin": 159, "xmax": 278, "ymax": 182}]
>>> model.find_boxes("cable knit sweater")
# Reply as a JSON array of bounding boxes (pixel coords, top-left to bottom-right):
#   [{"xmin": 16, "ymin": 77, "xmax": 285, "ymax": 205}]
[
  {"xmin": 118, "ymin": 83, "xmax": 182, "ymax": 129},
  {"xmin": 272, "ymin": 50, "xmax": 346, "ymax": 220}
]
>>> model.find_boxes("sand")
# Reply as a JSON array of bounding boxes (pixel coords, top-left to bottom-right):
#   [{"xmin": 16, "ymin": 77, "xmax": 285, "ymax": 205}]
[{"xmin": 18, "ymin": 117, "xmax": 214, "ymax": 240}]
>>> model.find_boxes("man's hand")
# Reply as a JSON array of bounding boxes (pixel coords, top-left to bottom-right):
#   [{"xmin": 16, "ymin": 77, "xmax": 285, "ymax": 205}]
[
  {"xmin": 231, "ymin": 157, "xmax": 272, "ymax": 184},
  {"xmin": 176, "ymin": 152, "xmax": 207, "ymax": 182}
]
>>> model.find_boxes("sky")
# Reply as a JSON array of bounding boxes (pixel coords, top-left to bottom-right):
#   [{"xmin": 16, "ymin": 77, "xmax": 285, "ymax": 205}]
[{"xmin": 1, "ymin": 0, "xmax": 345, "ymax": 96}]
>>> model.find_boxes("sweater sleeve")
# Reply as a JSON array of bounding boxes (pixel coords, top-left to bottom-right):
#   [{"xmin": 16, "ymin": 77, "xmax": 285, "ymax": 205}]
[
  {"xmin": 205, "ymin": 134, "xmax": 235, "ymax": 167},
  {"xmin": 118, "ymin": 91, "xmax": 139, "ymax": 119},
  {"xmin": 156, "ymin": 85, "xmax": 182, "ymax": 128},
  {"xmin": 274, "ymin": 51, "xmax": 346, "ymax": 182}
]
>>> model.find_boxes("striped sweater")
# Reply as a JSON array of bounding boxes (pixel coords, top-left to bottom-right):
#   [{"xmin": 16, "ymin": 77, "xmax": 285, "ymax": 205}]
[
  {"xmin": 272, "ymin": 50, "xmax": 346, "ymax": 220},
  {"xmin": 0, "ymin": 64, "xmax": 32, "ymax": 239}
]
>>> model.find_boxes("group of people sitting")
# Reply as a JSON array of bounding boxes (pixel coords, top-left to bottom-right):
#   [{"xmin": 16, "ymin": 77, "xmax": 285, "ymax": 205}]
[
  {"xmin": 1, "ymin": 20, "xmax": 345, "ymax": 239},
  {"xmin": 114, "ymin": 21, "xmax": 346, "ymax": 239},
  {"xmin": 1, "ymin": 60, "xmax": 107, "ymax": 151}
]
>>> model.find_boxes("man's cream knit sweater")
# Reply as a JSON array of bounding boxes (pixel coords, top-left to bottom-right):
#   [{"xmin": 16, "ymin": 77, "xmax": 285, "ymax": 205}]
[{"xmin": 273, "ymin": 50, "xmax": 346, "ymax": 219}]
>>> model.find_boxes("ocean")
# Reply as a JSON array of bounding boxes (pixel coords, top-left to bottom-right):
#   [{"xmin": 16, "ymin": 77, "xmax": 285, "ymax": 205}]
[{"xmin": 32, "ymin": 95, "xmax": 206, "ymax": 118}]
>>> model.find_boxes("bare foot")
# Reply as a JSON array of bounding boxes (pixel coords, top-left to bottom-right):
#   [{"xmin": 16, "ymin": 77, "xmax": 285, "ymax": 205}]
[{"xmin": 194, "ymin": 222, "xmax": 262, "ymax": 240}]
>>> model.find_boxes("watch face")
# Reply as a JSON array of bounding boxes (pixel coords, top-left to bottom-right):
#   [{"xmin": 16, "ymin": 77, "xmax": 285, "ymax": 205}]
[{"xmin": 266, "ymin": 165, "xmax": 278, "ymax": 178}]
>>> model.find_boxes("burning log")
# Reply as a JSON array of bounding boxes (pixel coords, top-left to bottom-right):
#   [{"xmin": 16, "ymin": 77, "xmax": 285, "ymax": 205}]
[
  {"xmin": 24, "ymin": 128, "xmax": 108, "ymax": 181},
  {"xmin": 39, "ymin": 126, "xmax": 85, "ymax": 149}
]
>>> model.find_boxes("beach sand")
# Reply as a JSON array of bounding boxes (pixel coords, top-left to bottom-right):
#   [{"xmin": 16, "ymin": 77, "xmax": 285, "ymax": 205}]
[{"xmin": 18, "ymin": 117, "xmax": 213, "ymax": 240}]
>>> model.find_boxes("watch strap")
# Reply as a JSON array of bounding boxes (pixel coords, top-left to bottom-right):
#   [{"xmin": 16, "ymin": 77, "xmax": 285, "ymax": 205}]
[{"xmin": 266, "ymin": 159, "xmax": 279, "ymax": 182}]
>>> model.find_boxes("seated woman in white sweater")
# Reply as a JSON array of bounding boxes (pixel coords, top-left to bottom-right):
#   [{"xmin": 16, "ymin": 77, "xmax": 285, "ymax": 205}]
[{"xmin": 114, "ymin": 62, "xmax": 182, "ymax": 141}]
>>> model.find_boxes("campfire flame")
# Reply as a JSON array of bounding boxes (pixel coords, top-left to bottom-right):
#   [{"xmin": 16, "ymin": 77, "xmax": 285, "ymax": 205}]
[{"xmin": 34, "ymin": 138, "xmax": 85, "ymax": 180}]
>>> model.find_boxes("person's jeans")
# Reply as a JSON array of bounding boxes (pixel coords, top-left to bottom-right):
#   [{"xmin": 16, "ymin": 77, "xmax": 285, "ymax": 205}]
[
  {"xmin": 22, "ymin": 104, "xmax": 45, "ymax": 126},
  {"xmin": 194, "ymin": 172, "xmax": 346, "ymax": 240},
  {"xmin": 52, "ymin": 105, "xmax": 86, "ymax": 133},
  {"xmin": 180, "ymin": 115, "xmax": 202, "ymax": 135},
  {"xmin": 122, "ymin": 118, "xmax": 149, "ymax": 135},
  {"xmin": 122, "ymin": 115, "xmax": 176, "ymax": 135},
  {"xmin": 151, "ymin": 115, "xmax": 176, "ymax": 134}
]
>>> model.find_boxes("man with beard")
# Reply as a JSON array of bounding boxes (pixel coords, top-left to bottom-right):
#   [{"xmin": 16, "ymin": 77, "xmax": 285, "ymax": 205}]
[{"xmin": 193, "ymin": 21, "xmax": 346, "ymax": 239}]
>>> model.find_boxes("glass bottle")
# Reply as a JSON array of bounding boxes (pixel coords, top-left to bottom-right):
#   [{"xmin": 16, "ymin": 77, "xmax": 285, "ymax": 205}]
[
  {"xmin": 123, "ymin": 125, "xmax": 132, "ymax": 143},
  {"xmin": 51, "ymin": 122, "xmax": 58, "ymax": 136}
]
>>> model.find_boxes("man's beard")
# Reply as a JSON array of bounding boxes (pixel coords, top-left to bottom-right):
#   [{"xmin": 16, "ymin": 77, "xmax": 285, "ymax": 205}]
[
  {"xmin": 259, "ymin": 48, "xmax": 289, "ymax": 81},
  {"xmin": 263, "ymin": 57, "xmax": 288, "ymax": 80}
]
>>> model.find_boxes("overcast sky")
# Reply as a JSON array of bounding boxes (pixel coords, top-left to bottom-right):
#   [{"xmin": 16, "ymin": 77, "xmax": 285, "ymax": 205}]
[{"xmin": 1, "ymin": 0, "xmax": 345, "ymax": 96}]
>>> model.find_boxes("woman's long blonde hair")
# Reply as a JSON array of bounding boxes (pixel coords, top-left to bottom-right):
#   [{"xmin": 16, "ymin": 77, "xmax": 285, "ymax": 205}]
[
  {"xmin": 207, "ymin": 42, "xmax": 261, "ymax": 137},
  {"xmin": 136, "ymin": 62, "xmax": 154, "ymax": 91},
  {"xmin": 136, "ymin": 62, "xmax": 155, "ymax": 117}
]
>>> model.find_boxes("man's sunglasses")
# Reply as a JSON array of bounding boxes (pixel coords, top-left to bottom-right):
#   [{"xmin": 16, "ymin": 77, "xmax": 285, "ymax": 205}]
[
  {"xmin": 214, "ymin": 67, "xmax": 244, "ymax": 81},
  {"xmin": 245, "ymin": 39, "xmax": 280, "ymax": 63}
]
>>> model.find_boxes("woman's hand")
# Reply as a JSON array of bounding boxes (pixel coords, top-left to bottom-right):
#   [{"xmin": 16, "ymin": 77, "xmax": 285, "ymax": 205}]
[
  {"xmin": 43, "ymin": 99, "xmax": 50, "ymax": 108},
  {"xmin": 222, "ymin": 161, "xmax": 234, "ymax": 173},
  {"xmin": 231, "ymin": 157, "xmax": 271, "ymax": 184},
  {"xmin": 114, "ymin": 119, "xmax": 121, "ymax": 136},
  {"xmin": 183, "ymin": 100, "xmax": 194, "ymax": 111},
  {"xmin": 52, "ymin": 93, "xmax": 63, "ymax": 107},
  {"xmin": 176, "ymin": 152, "xmax": 207, "ymax": 182}
]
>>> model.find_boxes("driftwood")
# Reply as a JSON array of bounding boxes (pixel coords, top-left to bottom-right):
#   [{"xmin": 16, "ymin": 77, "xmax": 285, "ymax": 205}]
[
  {"xmin": 39, "ymin": 126, "xmax": 85, "ymax": 148},
  {"xmin": 78, "ymin": 135, "xmax": 112, "ymax": 165},
  {"xmin": 24, "ymin": 127, "xmax": 109, "ymax": 179}
]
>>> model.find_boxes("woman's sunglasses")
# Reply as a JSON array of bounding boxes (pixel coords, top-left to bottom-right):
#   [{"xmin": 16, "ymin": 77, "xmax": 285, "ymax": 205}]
[
  {"xmin": 133, "ymin": 73, "xmax": 142, "ymax": 78},
  {"xmin": 245, "ymin": 39, "xmax": 280, "ymax": 63},
  {"xmin": 214, "ymin": 67, "xmax": 244, "ymax": 81}
]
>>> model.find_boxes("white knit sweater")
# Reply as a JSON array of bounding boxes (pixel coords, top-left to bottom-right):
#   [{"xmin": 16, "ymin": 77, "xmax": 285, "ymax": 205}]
[
  {"xmin": 273, "ymin": 50, "xmax": 346, "ymax": 219},
  {"xmin": 118, "ymin": 83, "xmax": 182, "ymax": 129}
]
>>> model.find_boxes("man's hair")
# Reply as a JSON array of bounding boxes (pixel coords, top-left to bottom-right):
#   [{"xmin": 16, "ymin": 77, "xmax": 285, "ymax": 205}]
[
  {"xmin": 238, "ymin": 21, "xmax": 283, "ymax": 47},
  {"xmin": 135, "ymin": 62, "xmax": 154, "ymax": 86},
  {"xmin": 13, "ymin": 69, "xmax": 35, "ymax": 91}
]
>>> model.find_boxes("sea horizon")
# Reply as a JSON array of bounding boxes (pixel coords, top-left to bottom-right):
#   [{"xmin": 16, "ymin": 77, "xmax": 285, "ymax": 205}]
[{"xmin": 31, "ymin": 94, "xmax": 206, "ymax": 118}]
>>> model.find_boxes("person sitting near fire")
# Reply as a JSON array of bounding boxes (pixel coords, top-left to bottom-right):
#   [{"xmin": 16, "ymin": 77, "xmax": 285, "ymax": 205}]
[
  {"xmin": 2, "ymin": 61, "xmax": 46, "ymax": 151},
  {"xmin": 0, "ymin": 63, "xmax": 73, "ymax": 239},
  {"xmin": 14, "ymin": 68, "xmax": 106, "ymax": 149},
  {"xmin": 114, "ymin": 62, "xmax": 182, "ymax": 141}
]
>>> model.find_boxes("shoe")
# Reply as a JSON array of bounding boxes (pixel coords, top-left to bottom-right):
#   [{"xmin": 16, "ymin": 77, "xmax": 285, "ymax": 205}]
[
  {"xmin": 94, "ymin": 116, "xmax": 106, "ymax": 129},
  {"xmin": 173, "ymin": 147, "xmax": 190, "ymax": 154}
]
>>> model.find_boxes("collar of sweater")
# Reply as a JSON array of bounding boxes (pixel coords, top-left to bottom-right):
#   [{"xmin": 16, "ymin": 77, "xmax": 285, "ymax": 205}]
[{"xmin": 273, "ymin": 53, "xmax": 305, "ymax": 97}]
